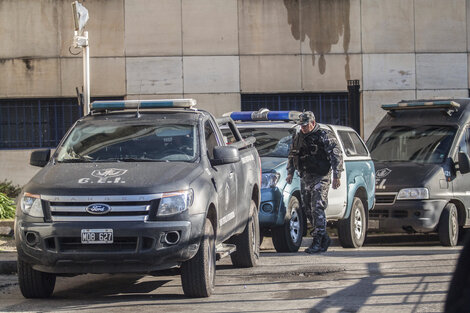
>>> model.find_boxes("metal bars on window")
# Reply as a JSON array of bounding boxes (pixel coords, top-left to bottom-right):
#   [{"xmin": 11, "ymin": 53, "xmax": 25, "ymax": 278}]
[
  {"xmin": 0, "ymin": 97, "xmax": 120, "ymax": 149},
  {"xmin": 241, "ymin": 93, "xmax": 350, "ymax": 126}
]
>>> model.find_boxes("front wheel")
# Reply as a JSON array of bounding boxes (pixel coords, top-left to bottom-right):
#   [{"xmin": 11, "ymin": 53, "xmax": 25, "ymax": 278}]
[
  {"xmin": 181, "ymin": 218, "xmax": 216, "ymax": 297},
  {"xmin": 230, "ymin": 200, "xmax": 260, "ymax": 268},
  {"xmin": 338, "ymin": 197, "xmax": 367, "ymax": 248},
  {"xmin": 272, "ymin": 196, "xmax": 304, "ymax": 252},
  {"xmin": 17, "ymin": 259, "xmax": 56, "ymax": 298},
  {"xmin": 438, "ymin": 203, "xmax": 459, "ymax": 247}
]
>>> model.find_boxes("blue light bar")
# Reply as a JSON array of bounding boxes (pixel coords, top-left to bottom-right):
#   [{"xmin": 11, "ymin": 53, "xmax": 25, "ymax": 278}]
[
  {"xmin": 90, "ymin": 99, "xmax": 197, "ymax": 111},
  {"xmin": 382, "ymin": 100, "xmax": 460, "ymax": 111},
  {"xmin": 230, "ymin": 110, "xmax": 301, "ymax": 122}
]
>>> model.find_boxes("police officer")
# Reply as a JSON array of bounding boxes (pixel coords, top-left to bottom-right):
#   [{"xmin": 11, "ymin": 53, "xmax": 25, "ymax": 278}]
[{"xmin": 286, "ymin": 111, "xmax": 343, "ymax": 254}]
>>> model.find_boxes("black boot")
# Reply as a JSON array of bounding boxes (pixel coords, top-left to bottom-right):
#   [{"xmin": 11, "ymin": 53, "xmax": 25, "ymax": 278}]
[
  {"xmin": 320, "ymin": 233, "xmax": 331, "ymax": 252},
  {"xmin": 305, "ymin": 235, "xmax": 322, "ymax": 254}
]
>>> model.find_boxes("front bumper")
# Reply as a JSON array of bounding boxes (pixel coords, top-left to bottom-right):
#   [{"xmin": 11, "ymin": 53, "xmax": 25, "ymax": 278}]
[
  {"xmin": 15, "ymin": 216, "xmax": 205, "ymax": 274},
  {"xmin": 258, "ymin": 187, "xmax": 285, "ymax": 227},
  {"xmin": 369, "ymin": 199, "xmax": 447, "ymax": 233}
]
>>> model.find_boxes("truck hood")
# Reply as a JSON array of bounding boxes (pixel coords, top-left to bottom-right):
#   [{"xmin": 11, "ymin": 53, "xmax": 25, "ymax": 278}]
[
  {"xmin": 261, "ymin": 157, "xmax": 287, "ymax": 173},
  {"xmin": 374, "ymin": 161, "xmax": 442, "ymax": 192},
  {"xmin": 24, "ymin": 162, "xmax": 202, "ymax": 195}
]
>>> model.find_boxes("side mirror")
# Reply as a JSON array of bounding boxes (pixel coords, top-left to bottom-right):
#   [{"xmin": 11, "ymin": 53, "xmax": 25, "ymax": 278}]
[
  {"xmin": 458, "ymin": 152, "xmax": 470, "ymax": 174},
  {"xmin": 30, "ymin": 149, "xmax": 51, "ymax": 167},
  {"xmin": 211, "ymin": 146, "xmax": 240, "ymax": 166}
]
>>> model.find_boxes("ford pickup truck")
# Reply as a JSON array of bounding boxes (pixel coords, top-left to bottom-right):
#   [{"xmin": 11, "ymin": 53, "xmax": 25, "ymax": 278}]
[
  {"xmin": 222, "ymin": 109, "xmax": 375, "ymax": 252},
  {"xmin": 15, "ymin": 99, "xmax": 261, "ymax": 298}
]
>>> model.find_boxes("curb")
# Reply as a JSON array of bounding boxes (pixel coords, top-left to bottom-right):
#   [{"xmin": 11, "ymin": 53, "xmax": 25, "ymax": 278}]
[
  {"xmin": 0, "ymin": 220, "xmax": 14, "ymax": 237},
  {"xmin": 0, "ymin": 260, "xmax": 16, "ymax": 274}
]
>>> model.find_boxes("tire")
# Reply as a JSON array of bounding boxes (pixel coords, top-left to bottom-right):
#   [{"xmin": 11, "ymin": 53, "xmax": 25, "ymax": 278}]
[
  {"xmin": 272, "ymin": 196, "xmax": 304, "ymax": 252},
  {"xmin": 230, "ymin": 200, "xmax": 260, "ymax": 268},
  {"xmin": 181, "ymin": 218, "xmax": 216, "ymax": 297},
  {"xmin": 338, "ymin": 197, "xmax": 367, "ymax": 248},
  {"xmin": 17, "ymin": 259, "xmax": 56, "ymax": 298},
  {"xmin": 439, "ymin": 203, "xmax": 459, "ymax": 247}
]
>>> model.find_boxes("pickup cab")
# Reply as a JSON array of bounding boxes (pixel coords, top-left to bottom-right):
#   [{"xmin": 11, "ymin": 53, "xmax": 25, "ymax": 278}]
[
  {"xmin": 15, "ymin": 99, "xmax": 261, "ymax": 298},
  {"xmin": 222, "ymin": 110, "xmax": 375, "ymax": 252}
]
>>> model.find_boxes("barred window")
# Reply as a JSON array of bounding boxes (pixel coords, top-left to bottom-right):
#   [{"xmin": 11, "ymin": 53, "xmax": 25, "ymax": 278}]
[
  {"xmin": 241, "ymin": 93, "xmax": 349, "ymax": 126},
  {"xmin": 0, "ymin": 97, "xmax": 120, "ymax": 149}
]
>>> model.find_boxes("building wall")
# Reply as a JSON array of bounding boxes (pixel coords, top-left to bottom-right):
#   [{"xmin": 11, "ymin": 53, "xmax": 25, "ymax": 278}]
[{"xmin": 0, "ymin": 0, "xmax": 469, "ymax": 185}]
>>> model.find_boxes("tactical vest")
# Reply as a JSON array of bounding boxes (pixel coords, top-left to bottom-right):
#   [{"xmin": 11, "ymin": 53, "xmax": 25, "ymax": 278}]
[{"xmin": 292, "ymin": 130, "xmax": 331, "ymax": 176}]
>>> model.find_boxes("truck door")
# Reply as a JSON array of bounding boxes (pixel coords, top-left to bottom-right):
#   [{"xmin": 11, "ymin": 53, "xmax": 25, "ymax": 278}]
[
  {"xmin": 204, "ymin": 120, "xmax": 237, "ymax": 241},
  {"xmin": 452, "ymin": 126, "xmax": 470, "ymax": 225}
]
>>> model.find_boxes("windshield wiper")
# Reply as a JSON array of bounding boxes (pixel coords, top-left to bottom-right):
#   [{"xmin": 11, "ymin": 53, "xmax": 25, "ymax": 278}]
[
  {"xmin": 57, "ymin": 158, "xmax": 92, "ymax": 163},
  {"xmin": 113, "ymin": 158, "xmax": 164, "ymax": 162}
]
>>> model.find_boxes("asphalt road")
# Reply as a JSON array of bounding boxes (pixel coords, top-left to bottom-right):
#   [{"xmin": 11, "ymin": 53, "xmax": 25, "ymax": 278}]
[{"xmin": 0, "ymin": 234, "xmax": 462, "ymax": 313}]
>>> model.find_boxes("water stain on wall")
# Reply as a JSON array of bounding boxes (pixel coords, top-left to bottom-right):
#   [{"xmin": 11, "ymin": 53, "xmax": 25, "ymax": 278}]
[
  {"xmin": 284, "ymin": 0, "xmax": 351, "ymax": 80},
  {"xmin": 22, "ymin": 59, "xmax": 34, "ymax": 71}
]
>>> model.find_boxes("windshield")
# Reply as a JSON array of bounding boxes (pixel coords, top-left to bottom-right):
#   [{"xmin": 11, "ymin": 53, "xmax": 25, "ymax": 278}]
[
  {"xmin": 56, "ymin": 121, "xmax": 198, "ymax": 163},
  {"xmin": 366, "ymin": 126, "xmax": 456, "ymax": 164},
  {"xmin": 223, "ymin": 127, "xmax": 295, "ymax": 157}
]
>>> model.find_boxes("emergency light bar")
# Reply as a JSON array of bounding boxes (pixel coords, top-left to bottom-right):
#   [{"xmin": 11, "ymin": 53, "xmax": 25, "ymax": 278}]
[
  {"xmin": 90, "ymin": 99, "xmax": 197, "ymax": 112},
  {"xmin": 382, "ymin": 100, "xmax": 460, "ymax": 111},
  {"xmin": 229, "ymin": 109, "xmax": 301, "ymax": 122}
]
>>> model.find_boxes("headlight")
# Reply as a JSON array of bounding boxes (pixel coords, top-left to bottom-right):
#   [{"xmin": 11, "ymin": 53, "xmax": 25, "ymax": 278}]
[
  {"xmin": 20, "ymin": 193, "xmax": 44, "ymax": 217},
  {"xmin": 397, "ymin": 188, "xmax": 429, "ymax": 200},
  {"xmin": 261, "ymin": 172, "xmax": 280, "ymax": 189},
  {"xmin": 157, "ymin": 189, "xmax": 194, "ymax": 216}
]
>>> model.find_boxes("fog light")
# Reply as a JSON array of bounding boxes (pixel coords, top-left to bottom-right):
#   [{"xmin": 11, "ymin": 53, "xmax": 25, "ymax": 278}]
[
  {"xmin": 25, "ymin": 232, "xmax": 39, "ymax": 246},
  {"xmin": 261, "ymin": 203, "xmax": 273, "ymax": 213}
]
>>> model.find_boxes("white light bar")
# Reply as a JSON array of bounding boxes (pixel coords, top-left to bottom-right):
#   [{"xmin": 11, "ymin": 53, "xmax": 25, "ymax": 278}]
[
  {"xmin": 382, "ymin": 100, "xmax": 460, "ymax": 111},
  {"xmin": 90, "ymin": 99, "xmax": 197, "ymax": 111}
]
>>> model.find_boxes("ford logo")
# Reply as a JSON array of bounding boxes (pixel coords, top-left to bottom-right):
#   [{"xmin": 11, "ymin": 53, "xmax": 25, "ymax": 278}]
[{"xmin": 86, "ymin": 203, "xmax": 111, "ymax": 215}]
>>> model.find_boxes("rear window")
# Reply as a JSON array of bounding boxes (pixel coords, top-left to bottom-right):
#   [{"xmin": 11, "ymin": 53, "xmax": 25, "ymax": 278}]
[
  {"xmin": 222, "ymin": 127, "xmax": 295, "ymax": 157},
  {"xmin": 338, "ymin": 131, "xmax": 368, "ymax": 157}
]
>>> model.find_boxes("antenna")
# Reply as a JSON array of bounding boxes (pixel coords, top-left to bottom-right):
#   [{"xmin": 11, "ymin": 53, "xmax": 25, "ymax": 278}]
[
  {"xmin": 136, "ymin": 100, "xmax": 141, "ymax": 118},
  {"xmin": 136, "ymin": 79, "xmax": 143, "ymax": 118}
]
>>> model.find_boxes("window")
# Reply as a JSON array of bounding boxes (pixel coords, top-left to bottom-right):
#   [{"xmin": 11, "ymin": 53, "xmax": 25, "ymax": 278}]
[
  {"xmin": 458, "ymin": 127, "xmax": 470, "ymax": 155},
  {"xmin": 338, "ymin": 131, "xmax": 368, "ymax": 157},
  {"xmin": 367, "ymin": 126, "xmax": 456, "ymax": 164},
  {"xmin": 204, "ymin": 120, "xmax": 218, "ymax": 159},
  {"xmin": 0, "ymin": 97, "xmax": 121, "ymax": 149}
]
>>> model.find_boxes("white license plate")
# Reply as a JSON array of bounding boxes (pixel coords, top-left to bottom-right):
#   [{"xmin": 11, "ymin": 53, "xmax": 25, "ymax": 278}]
[
  {"xmin": 368, "ymin": 220, "xmax": 380, "ymax": 229},
  {"xmin": 81, "ymin": 229, "xmax": 113, "ymax": 244}
]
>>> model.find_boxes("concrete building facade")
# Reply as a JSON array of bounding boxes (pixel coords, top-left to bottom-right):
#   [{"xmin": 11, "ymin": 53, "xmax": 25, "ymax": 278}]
[{"xmin": 1, "ymin": 0, "xmax": 469, "ymax": 185}]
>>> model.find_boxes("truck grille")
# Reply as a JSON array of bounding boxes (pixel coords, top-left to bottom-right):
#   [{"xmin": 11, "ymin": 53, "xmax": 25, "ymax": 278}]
[
  {"xmin": 375, "ymin": 193, "xmax": 397, "ymax": 205},
  {"xmin": 369, "ymin": 209, "xmax": 408, "ymax": 219},
  {"xmin": 41, "ymin": 194, "xmax": 161, "ymax": 222}
]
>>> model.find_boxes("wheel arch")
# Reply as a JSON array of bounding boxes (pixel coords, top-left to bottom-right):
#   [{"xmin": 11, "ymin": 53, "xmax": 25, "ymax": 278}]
[
  {"xmin": 345, "ymin": 181, "xmax": 369, "ymax": 219},
  {"xmin": 251, "ymin": 183, "xmax": 260, "ymax": 211},
  {"xmin": 448, "ymin": 199, "xmax": 466, "ymax": 227},
  {"xmin": 206, "ymin": 203, "xmax": 218, "ymax": 237}
]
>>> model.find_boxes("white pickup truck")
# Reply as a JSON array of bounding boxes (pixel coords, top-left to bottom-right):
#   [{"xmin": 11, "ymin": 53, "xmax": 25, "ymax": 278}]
[{"xmin": 222, "ymin": 109, "xmax": 376, "ymax": 252}]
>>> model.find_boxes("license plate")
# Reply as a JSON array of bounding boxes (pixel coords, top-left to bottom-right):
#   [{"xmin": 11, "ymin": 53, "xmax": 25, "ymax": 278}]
[
  {"xmin": 368, "ymin": 220, "xmax": 380, "ymax": 229},
  {"xmin": 81, "ymin": 229, "xmax": 113, "ymax": 244}
]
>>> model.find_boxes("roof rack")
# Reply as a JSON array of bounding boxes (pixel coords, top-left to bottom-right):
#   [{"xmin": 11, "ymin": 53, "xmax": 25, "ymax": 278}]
[
  {"xmin": 226, "ymin": 108, "xmax": 301, "ymax": 122},
  {"xmin": 90, "ymin": 99, "xmax": 197, "ymax": 112}
]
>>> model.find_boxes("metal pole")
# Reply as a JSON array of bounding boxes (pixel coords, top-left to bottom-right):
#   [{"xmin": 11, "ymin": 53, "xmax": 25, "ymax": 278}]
[{"xmin": 82, "ymin": 31, "xmax": 90, "ymax": 115}]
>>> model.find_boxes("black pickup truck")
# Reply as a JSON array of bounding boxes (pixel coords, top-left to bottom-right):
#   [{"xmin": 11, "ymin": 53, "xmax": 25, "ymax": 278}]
[{"xmin": 15, "ymin": 99, "xmax": 261, "ymax": 298}]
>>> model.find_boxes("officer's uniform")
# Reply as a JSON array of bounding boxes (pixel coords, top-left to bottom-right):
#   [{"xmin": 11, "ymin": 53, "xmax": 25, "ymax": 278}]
[{"xmin": 287, "ymin": 112, "xmax": 343, "ymax": 253}]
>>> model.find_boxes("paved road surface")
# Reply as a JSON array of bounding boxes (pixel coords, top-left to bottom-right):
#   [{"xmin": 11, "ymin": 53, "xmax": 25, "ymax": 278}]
[{"xmin": 0, "ymin": 234, "xmax": 462, "ymax": 313}]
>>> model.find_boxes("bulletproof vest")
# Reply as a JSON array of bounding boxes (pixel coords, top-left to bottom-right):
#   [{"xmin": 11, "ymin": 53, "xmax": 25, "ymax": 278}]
[{"xmin": 292, "ymin": 130, "xmax": 331, "ymax": 176}]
